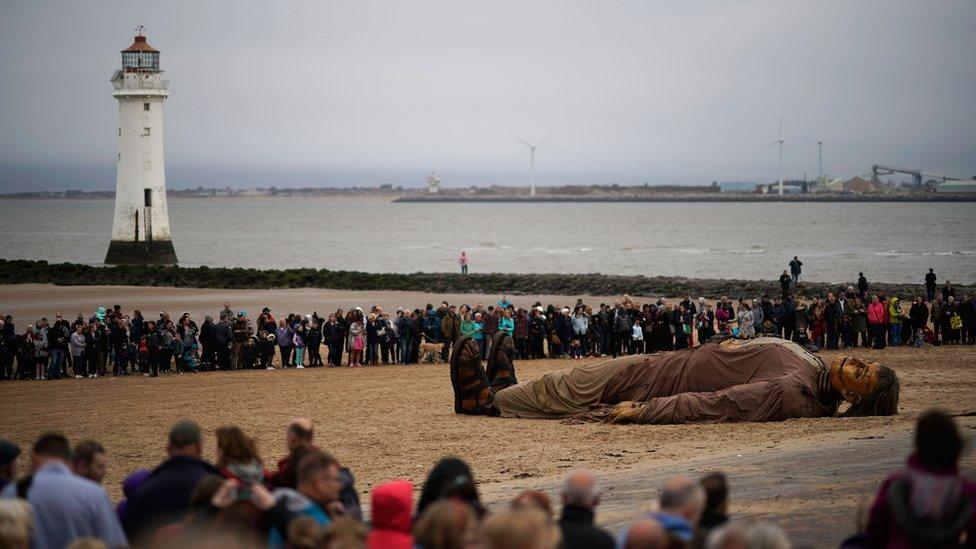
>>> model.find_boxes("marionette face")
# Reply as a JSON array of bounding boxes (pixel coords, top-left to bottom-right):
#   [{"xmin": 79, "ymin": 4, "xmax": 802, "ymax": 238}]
[{"xmin": 829, "ymin": 357, "xmax": 881, "ymax": 403}]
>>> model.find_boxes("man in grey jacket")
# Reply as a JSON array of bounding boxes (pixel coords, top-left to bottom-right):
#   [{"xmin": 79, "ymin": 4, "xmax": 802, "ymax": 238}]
[{"xmin": 214, "ymin": 313, "xmax": 233, "ymax": 369}]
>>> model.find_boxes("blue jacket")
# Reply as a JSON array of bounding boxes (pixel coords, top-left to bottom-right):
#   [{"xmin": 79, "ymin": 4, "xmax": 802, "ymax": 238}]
[
  {"xmin": 616, "ymin": 512, "xmax": 693, "ymax": 547},
  {"xmin": 1, "ymin": 463, "xmax": 127, "ymax": 549},
  {"xmin": 498, "ymin": 317, "xmax": 514, "ymax": 335},
  {"xmin": 269, "ymin": 488, "xmax": 332, "ymax": 547}
]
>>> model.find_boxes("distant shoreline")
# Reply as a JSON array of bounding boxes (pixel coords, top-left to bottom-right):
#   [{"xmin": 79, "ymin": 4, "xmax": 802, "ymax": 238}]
[
  {"xmin": 1, "ymin": 259, "xmax": 970, "ymax": 298},
  {"xmin": 4, "ymin": 190, "xmax": 975, "ymax": 203},
  {"xmin": 4, "ymin": 194, "xmax": 973, "ymax": 203},
  {"xmin": 393, "ymin": 194, "xmax": 976, "ymax": 203}
]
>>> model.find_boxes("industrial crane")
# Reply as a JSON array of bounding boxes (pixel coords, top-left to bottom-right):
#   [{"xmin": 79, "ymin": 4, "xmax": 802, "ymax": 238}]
[{"xmin": 871, "ymin": 164, "xmax": 962, "ymax": 188}]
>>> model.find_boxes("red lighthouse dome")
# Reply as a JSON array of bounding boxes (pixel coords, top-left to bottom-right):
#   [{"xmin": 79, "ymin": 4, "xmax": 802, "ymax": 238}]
[{"xmin": 121, "ymin": 28, "xmax": 160, "ymax": 72}]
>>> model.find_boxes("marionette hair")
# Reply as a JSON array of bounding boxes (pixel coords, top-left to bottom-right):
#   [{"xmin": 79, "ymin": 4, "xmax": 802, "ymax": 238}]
[{"xmin": 843, "ymin": 364, "xmax": 900, "ymax": 417}]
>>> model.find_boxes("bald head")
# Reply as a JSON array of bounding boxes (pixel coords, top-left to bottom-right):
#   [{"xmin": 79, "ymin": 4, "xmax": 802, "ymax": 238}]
[
  {"xmin": 624, "ymin": 518, "xmax": 666, "ymax": 549},
  {"xmin": 287, "ymin": 417, "xmax": 314, "ymax": 452},
  {"xmin": 562, "ymin": 470, "xmax": 600, "ymax": 509},
  {"xmin": 659, "ymin": 475, "xmax": 706, "ymax": 523},
  {"xmin": 705, "ymin": 522, "xmax": 749, "ymax": 549}
]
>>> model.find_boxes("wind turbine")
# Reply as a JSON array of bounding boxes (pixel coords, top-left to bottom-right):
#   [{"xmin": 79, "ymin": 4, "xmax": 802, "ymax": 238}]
[
  {"xmin": 516, "ymin": 136, "xmax": 549, "ymax": 197},
  {"xmin": 762, "ymin": 117, "xmax": 796, "ymax": 195}
]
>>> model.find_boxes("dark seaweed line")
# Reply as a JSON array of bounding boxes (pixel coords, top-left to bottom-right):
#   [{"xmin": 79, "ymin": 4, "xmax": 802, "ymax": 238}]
[{"xmin": 0, "ymin": 260, "xmax": 968, "ymax": 299}]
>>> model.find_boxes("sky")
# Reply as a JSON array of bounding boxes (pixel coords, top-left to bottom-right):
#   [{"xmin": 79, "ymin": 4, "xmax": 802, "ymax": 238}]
[{"xmin": 1, "ymin": 0, "xmax": 974, "ymax": 191}]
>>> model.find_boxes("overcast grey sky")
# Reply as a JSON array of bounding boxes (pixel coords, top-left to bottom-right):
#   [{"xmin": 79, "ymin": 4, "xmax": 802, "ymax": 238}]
[{"xmin": 1, "ymin": 0, "xmax": 974, "ymax": 191}]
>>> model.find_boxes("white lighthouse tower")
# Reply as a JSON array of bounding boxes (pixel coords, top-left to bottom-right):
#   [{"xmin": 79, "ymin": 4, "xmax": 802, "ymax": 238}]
[{"xmin": 105, "ymin": 26, "xmax": 178, "ymax": 264}]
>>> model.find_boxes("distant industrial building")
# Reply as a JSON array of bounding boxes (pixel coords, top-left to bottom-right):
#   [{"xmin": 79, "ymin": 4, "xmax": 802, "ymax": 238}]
[
  {"xmin": 820, "ymin": 176, "xmax": 883, "ymax": 194},
  {"xmin": 720, "ymin": 181, "xmax": 758, "ymax": 193},
  {"xmin": 762, "ymin": 182, "xmax": 803, "ymax": 194},
  {"xmin": 936, "ymin": 180, "xmax": 976, "ymax": 193}
]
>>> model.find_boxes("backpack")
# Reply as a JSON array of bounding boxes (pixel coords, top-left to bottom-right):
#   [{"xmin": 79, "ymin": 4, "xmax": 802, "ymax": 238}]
[{"xmin": 614, "ymin": 312, "xmax": 630, "ymax": 333}]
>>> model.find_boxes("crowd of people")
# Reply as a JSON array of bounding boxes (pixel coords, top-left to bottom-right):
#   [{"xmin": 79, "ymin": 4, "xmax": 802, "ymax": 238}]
[
  {"xmin": 0, "ymin": 410, "xmax": 972, "ymax": 548},
  {"xmin": 0, "ymin": 266, "xmax": 972, "ymax": 381}
]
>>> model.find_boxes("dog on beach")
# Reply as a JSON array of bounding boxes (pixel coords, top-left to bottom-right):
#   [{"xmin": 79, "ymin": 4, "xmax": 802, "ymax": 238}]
[{"xmin": 419, "ymin": 339, "xmax": 444, "ymax": 364}]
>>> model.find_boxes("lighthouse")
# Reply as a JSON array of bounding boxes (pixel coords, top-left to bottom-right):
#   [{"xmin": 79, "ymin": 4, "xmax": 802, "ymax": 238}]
[{"xmin": 105, "ymin": 26, "xmax": 178, "ymax": 264}]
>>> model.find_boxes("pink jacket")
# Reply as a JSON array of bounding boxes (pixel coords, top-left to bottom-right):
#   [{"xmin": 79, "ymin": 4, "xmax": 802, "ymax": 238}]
[{"xmin": 867, "ymin": 302, "xmax": 887, "ymax": 325}]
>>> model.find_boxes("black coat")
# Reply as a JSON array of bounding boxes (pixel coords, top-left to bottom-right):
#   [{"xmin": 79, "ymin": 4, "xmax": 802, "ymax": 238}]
[
  {"xmin": 124, "ymin": 455, "xmax": 221, "ymax": 542},
  {"xmin": 306, "ymin": 326, "xmax": 323, "ymax": 348},
  {"xmin": 199, "ymin": 320, "xmax": 215, "ymax": 346},
  {"xmin": 559, "ymin": 505, "xmax": 614, "ymax": 549},
  {"xmin": 909, "ymin": 303, "xmax": 929, "ymax": 330}
]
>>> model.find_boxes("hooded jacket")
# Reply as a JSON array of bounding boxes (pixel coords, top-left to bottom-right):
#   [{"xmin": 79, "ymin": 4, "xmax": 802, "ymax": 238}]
[
  {"xmin": 368, "ymin": 480, "xmax": 413, "ymax": 549},
  {"xmin": 867, "ymin": 454, "xmax": 976, "ymax": 548},
  {"xmin": 868, "ymin": 302, "xmax": 888, "ymax": 325}
]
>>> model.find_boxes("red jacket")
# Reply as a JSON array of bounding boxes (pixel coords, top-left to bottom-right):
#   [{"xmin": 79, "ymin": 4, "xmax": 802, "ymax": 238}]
[
  {"xmin": 367, "ymin": 480, "xmax": 413, "ymax": 549},
  {"xmin": 867, "ymin": 302, "xmax": 888, "ymax": 325}
]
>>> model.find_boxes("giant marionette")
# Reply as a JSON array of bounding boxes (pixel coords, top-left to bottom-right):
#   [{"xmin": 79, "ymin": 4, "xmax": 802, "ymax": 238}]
[{"xmin": 451, "ymin": 333, "xmax": 899, "ymax": 424}]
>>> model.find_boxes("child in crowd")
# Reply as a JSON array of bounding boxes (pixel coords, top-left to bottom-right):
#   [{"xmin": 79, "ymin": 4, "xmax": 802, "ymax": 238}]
[
  {"xmin": 569, "ymin": 337, "xmax": 582, "ymax": 360},
  {"xmin": 258, "ymin": 331, "xmax": 275, "ymax": 370},
  {"xmin": 32, "ymin": 330, "xmax": 47, "ymax": 380},
  {"xmin": 631, "ymin": 319, "xmax": 644, "ymax": 355},
  {"xmin": 293, "ymin": 323, "xmax": 306, "ymax": 369},
  {"xmin": 351, "ymin": 328, "xmax": 365, "ymax": 367}
]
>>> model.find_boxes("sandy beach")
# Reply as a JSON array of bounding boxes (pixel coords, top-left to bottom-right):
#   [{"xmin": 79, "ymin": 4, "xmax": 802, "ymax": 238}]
[
  {"xmin": 0, "ymin": 284, "xmax": 624, "ymax": 323},
  {"xmin": 1, "ymin": 284, "xmax": 974, "ymax": 544}
]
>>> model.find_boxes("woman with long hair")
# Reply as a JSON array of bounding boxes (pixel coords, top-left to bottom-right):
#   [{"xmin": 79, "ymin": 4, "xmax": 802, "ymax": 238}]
[{"xmin": 215, "ymin": 426, "xmax": 267, "ymax": 488}]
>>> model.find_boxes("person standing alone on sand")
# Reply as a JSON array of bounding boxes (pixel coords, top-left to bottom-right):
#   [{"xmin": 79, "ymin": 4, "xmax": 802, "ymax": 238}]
[
  {"xmin": 925, "ymin": 268, "xmax": 938, "ymax": 301},
  {"xmin": 789, "ymin": 256, "xmax": 803, "ymax": 288},
  {"xmin": 459, "ymin": 251, "xmax": 469, "ymax": 274}
]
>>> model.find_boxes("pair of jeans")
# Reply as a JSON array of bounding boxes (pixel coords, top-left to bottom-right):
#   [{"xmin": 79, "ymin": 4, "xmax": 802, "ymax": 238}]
[
  {"xmin": 294, "ymin": 346, "xmax": 305, "ymax": 366},
  {"xmin": 279, "ymin": 345, "xmax": 293, "ymax": 367},
  {"xmin": 870, "ymin": 324, "xmax": 886, "ymax": 349},
  {"xmin": 158, "ymin": 349, "xmax": 173, "ymax": 372},
  {"xmin": 400, "ymin": 339, "xmax": 413, "ymax": 364},
  {"xmin": 47, "ymin": 349, "xmax": 65, "ymax": 379},
  {"xmin": 889, "ymin": 323, "xmax": 901, "ymax": 346},
  {"xmin": 114, "ymin": 345, "xmax": 128, "ymax": 374},
  {"xmin": 329, "ymin": 340, "xmax": 343, "ymax": 366}
]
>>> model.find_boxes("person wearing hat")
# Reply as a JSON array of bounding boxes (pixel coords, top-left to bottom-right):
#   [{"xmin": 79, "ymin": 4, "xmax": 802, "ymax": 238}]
[{"xmin": 0, "ymin": 439, "xmax": 19, "ymax": 494}]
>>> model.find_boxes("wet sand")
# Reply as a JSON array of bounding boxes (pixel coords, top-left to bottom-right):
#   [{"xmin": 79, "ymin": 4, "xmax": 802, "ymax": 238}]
[
  {"xmin": 0, "ymin": 284, "xmax": 620, "ymax": 323},
  {"xmin": 1, "ymin": 284, "xmax": 975, "ymax": 544}
]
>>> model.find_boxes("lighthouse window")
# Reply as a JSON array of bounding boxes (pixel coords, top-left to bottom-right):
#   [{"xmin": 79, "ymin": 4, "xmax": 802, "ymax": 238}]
[
  {"xmin": 143, "ymin": 127, "xmax": 151, "ymax": 136},
  {"xmin": 144, "ymin": 103, "xmax": 150, "ymax": 111}
]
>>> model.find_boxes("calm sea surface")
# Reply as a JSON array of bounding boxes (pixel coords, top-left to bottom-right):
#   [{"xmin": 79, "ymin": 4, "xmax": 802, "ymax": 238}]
[{"xmin": 1, "ymin": 198, "xmax": 974, "ymax": 284}]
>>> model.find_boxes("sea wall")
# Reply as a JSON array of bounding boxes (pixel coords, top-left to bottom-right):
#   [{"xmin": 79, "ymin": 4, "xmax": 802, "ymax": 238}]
[{"xmin": 0, "ymin": 260, "xmax": 969, "ymax": 299}]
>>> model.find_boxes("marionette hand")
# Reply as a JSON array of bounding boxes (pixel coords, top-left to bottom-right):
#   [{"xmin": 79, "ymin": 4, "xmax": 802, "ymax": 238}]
[{"xmin": 608, "ymin": 401, "xmax": 646, "ymax": 424}]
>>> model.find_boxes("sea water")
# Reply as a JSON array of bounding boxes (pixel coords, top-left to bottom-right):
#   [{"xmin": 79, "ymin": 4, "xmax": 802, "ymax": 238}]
[{"xmin": 2, "ymin": 198, "xmax": 973, "ymax": 284}]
